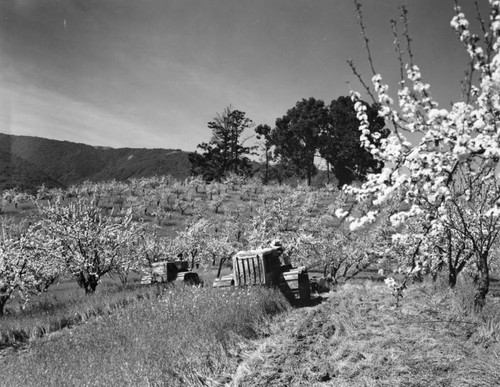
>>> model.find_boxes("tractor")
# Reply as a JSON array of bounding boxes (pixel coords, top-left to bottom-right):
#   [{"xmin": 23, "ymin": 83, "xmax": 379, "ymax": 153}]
[
  {"xmin": 141, "ymin": 260, "xmax": 202, "ymax": 286},
  {"xmin": 213, "ymin": 245, "xmax": 311, "ymax": 304}
]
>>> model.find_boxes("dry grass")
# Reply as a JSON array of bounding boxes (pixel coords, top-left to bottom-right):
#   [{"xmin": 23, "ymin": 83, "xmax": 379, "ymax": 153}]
[
  {"xmin": 0, "ymin": 283, "xmax": 162, "ymax": 349},
  {"xmin": 1, "ymin": 286, "xmax": 289, "ymax": 387},
  {"xmin": 233, "ymin": 279, "xmax": 500, "ymax": 386},
  {"xmin": 3, "ymin": 269, "xmax": 500, "ymax": 386}
]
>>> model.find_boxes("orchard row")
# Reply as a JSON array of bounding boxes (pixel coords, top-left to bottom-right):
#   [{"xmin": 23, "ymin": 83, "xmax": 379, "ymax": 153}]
[{"xmin": 0, "ymin": 175, "xmax": 396, "ymax": 315}]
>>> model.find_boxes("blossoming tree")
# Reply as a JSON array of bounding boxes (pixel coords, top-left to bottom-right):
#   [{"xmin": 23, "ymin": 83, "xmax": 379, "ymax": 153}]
[
  {"xmin": 344, "ymin": 0, "xmax": 500, "ymax": 309},
  {"xmin": 37, "ymin": 196, "xmax": 140, "ymax": 294},
  {"xmin": 0, "ymin": 220, "xmax": 62, "ymax": 315}
]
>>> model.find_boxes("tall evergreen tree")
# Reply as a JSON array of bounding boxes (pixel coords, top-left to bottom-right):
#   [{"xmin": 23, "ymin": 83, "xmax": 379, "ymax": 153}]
[
  {"xmin": 190, "ymin": 106, "xmax": 255, "ymax": 181},
  {"xmin": 255, "ymin": 124, "xmax": 273, "ymax": 184}
]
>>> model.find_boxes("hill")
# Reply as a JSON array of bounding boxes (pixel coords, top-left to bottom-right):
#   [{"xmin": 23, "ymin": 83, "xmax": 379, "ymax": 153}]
[{"xmin": 0, "ymin": 133, "xmax": 192, "ymax": 192}]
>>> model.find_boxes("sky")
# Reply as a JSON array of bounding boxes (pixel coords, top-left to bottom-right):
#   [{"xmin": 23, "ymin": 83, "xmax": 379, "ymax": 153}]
[{"xmin": 0, "ymin": 0, "xmax": 490, "ymax": 152}]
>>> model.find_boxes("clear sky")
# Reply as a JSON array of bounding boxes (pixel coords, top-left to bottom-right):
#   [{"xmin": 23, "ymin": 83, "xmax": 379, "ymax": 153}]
[{"xmin": 0, "ymin": 0, "xmax": 488, "ymax": 151}]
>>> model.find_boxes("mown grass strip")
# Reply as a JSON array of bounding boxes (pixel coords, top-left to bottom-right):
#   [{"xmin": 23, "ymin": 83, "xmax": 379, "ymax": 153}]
[{"xmin": 233, "ymin": 279, "xmax": 500, "ymax": 386}]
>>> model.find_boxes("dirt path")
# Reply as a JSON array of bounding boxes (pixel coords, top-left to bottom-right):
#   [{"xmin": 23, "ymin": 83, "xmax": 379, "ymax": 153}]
[
  {"xmin": 221, "ymin": 282, "xmax": 500, "ymax": 387},
  {"xmin": 230, "ymin": 299, "xmax": 335, "ymax": 386}
]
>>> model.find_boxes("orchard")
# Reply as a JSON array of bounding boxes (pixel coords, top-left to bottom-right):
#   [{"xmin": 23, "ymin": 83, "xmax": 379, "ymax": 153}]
[{"xmin": 344, "ymin": 0, "xmax": 500, "ymax": 309}]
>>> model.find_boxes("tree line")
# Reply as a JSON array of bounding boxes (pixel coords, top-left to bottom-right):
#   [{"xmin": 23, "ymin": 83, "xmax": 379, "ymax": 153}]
[{"xmin": 189, "ymin": 96, "xmax": 389, "ymax": 187}]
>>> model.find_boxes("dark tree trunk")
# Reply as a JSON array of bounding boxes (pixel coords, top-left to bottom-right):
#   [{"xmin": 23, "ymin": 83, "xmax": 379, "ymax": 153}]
[
  {"xmin": 474, "ymin": 252, "xmax": 489, "ymax": 311},
  {"xmin": 448, "ymin": 269, "xmax": 457, "ymax": 288},
  {"xmin": 87, "ymin": 275, "xmax": 99, "ymax": 294},
  {"xmin": 191, "ymin": 250, "xmax": 197, "ymax": 271},
  {"xmin": 264, "ymin": 151, "xmax": 269, "ymax": 184},
  {"xmin": 329, "ymin": 266, "xmax": 339, "ymax": 284},
  {"xmin": 0, "ymin": 295, "xmax": 8, "ymax": 316},
  {"xmin": 77, "ymin": 272, "xmax": 100, "ymax": 294}
]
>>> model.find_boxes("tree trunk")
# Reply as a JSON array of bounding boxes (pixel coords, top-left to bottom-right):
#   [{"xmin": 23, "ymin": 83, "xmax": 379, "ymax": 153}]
[
  {"xmin": 86, "ymin": 275, "xmax": 99, "ymax": 294},
  {"xmin": 448, "ymin": 262, "xmax": 458, "ymax": 289},
  {"xmin": 191, "ymin": 250, "xmax": 197, "ymax": 271},
  {"xmin": 77, "ymin": 272, "xmax": 100, "ymax": 294},
  {"xmin": 0, "ymin": 295, "xmax": 8, "ymax": 316},
  {"xmin": 448, "ymin": 269, "xmax": 457, "ymax": 288},
  {"xmin": 264, "ymin": 154, "xmax": 269, "ymax": 184},
  {"xmin": 474, "ymin": 252, "xmax": 490, "ymax": 311}
]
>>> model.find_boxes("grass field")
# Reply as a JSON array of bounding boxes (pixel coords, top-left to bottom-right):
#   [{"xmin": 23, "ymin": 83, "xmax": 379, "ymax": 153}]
[
  {"xmin": 1, "ymin": 285, "xmax": 290, "ymax": 386},
  {"xmin": 0, "ymin": 264, "xmax": 233, "ymax": 348},
  {"xmin": 2, "ymin": 269, "xmax": 500, "ymax": 385},
  {"xmin": 233, "ymin": 278, "xmax": 500, "ymax": 386}
]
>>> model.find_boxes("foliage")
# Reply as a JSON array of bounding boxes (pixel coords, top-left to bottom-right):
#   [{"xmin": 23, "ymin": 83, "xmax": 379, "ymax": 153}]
[
  {"xmin": 174, "ymin": 217, "xmax": 212, "ymax": 268},
  {"xmin": 190, "ymin": 106, "xmax": 256, "ymax": 181},
  {"xmin": 1, "ymin": 172, "xmax": 392, "ymax": 307},
  {"xmin": 0, "ymin": 133, "xmax": 191, "ymax": 193},
  {"xmin": 345, "ymin": 1, "xmax": 500, "ymax": 309},
  {"xmin": 0, "ymin": 219, "xmax": 61, "ymax": 315},
  {"xmin": 36, "ymin": 196, "xmax": 141, "ymax": 293},
  {"xmin": 270, "ymin": 97, "xmax": 328, "ymax": 186},
  {"xmin": 267, "ymin": 96, "xmax": 388, "ymax": 187},
  {"xmin": 319, "ymin": 96, "xmax": 389, "ymax": 188},
  {"xmin": 255, "ymin": 124, "xmax": 273, "ymax": 184}
]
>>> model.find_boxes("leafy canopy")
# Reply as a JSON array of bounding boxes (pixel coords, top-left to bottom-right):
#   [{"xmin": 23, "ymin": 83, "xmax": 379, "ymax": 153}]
[{"xmin": 190, "ymin": 106, "xmax": 255, "ymax": 181}]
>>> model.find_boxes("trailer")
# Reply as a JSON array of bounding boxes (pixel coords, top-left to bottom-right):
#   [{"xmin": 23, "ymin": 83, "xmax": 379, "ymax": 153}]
[
  {"xmin": 213, "ymin": 246, "xmax": 311, "ymax": 304},
  {"xmin": 141, "ymin": 260, "xmax": 201, "ymax": 286}
]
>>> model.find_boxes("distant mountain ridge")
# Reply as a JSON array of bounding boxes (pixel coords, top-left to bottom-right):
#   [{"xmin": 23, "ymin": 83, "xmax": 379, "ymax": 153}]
[{"xmin": 0, "ymin": 133, "xmax": 191, "ymax": 192}]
